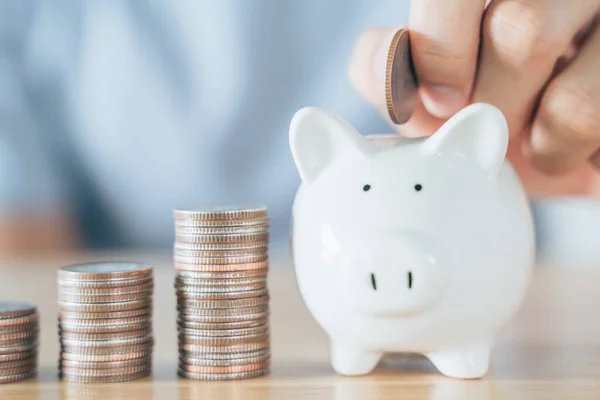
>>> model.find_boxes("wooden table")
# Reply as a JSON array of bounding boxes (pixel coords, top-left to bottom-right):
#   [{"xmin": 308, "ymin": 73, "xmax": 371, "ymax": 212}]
[{"xmin": 0, "ymin": 252, "xmax": 599, "ymax": 399}]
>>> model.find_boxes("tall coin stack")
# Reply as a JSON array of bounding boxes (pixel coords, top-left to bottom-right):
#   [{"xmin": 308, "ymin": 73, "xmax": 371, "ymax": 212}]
[
  {"xmin": 57, "ymin": 263, "xmax": 154, "ymax": 383},
  {"xmin": 174, "ymin": 206, "xmax": 271, "ymax": 380},
  {"xmin": 0, "ymin": 302, "xmax": 38, "ymax": 384}
]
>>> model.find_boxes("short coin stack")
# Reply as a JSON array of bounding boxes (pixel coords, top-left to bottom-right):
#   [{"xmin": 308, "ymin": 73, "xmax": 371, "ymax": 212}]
[
  {"xmin": 57, "ymin": 262, "xmax": 154, "ymax": 383},
  {"xmin": 174, "ymin": 206, "xmax": 270, "ymax": 380},
  {"xmin": 0, "ymin": 302, "xmax": 38, "ymax": 384}
]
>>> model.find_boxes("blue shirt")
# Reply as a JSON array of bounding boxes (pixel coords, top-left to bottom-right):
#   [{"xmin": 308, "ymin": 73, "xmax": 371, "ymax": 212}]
[{"xmin": 0, "ymin": 0, "xmax": 410, "ymax": 250}]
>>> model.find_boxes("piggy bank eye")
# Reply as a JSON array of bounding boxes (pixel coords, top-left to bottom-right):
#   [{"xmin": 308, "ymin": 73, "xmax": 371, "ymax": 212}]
[
  {"xmin": 363, "ymin": 184, "xmax": 371, "ymax": 192},
  {"xmin": 414, "ymin": 184, "xmax": 422, "ymax": 192}
]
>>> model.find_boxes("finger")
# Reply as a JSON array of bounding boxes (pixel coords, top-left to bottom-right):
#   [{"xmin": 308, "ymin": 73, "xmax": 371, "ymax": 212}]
[
  {"xmin": 473, "ymin": 0, "xmax": 599, "ymax": 138},
  {"xmin": 408, "ymin": 0, "xmax": 486, "ymax": 119},
  {"xmin": 525, "ymin": 21, "xmax": 600, "ymax": 174}
]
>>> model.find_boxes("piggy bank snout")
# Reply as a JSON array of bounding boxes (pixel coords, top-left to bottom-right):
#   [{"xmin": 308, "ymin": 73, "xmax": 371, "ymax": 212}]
[{"xmin": 341, "ymin": 235, "xmax": 448, "ymax": 317}]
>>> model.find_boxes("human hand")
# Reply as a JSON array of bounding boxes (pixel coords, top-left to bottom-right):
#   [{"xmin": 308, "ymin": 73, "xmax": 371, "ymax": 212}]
[{"xmin": 349, "ymin": 0, "xmax": 600, "ymax": 196}]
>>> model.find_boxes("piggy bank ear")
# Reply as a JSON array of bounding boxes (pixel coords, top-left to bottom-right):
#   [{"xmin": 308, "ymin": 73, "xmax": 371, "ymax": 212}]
[
  {"xmin": 290, "ymin": 107, "xmax": 368, "ymax": 183},
  {"xmin": 423, "ymin": 103, "xmax": 509, "ymax": 176}
]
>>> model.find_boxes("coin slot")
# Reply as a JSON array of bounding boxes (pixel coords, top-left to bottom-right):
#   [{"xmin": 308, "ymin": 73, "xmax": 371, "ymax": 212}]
[
  {"xmin": 370, "ymin": 273, "xmax": 377, "ymax": 291},
  {"xmin": 408, "ymin": 271, "xmax": 413, "ymax": 289}
]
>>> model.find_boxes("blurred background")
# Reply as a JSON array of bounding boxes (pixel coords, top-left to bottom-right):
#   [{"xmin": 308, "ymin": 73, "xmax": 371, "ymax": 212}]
[{"xmin": 0, "ymin": 0, "xmax": 598, "ymax": 263}]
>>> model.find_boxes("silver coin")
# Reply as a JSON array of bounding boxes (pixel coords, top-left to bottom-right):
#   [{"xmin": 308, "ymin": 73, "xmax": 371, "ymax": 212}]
[
  {"xmin": 176, "ymin": 288, "xmax": 267, "ymax": 300},
  {"xmin": 59, "ymin": 356, "xmax": 151, "ymax": 369},
  {"xmin": 177, "ymin": 295, "xmax": 269, "ymax": 309},
  {"xmin": 60, "ymin": 334, "xmax": 153, "ymax": 348},
  {"xmin": 175, "ymin": 276, "xmax": 266, "ymax": 287},
  {"xmin": 178, "ymin": 309, "xmax": 268, "ymax": 322},
  {"xmin": 173, "ymin": 254, "xmax": 268, "ymax": 265},
  {"xmin": 174, "ymin": 242, "xmax": 269, "ymax": 251},
  {"xmin": 178, "ymin": 332, "xmax": 269, "ymax": 346},
  {"xmin": 59, "ymin": 307, "xmax": 152, "ymax": 320},
  {"xmin": 0, "ymin": 302, "xmax": 37, "ymax": 319},
  {"xmin": 60, "ymin": 342, "xmax": 153, "ymax": 355},
  {"xmin": 0, "ymin": 343, "xmax": 37, "ymax": 355},
  {"xmin": 174, "ymin": 248, "xmax": 268, "ymax": 258},
  {"xmin": 177, "ymin": 367, "xmax": 268, "ymax": 380},
  {"xmin": 175, "ymin": 232, "xmax": 268, "ymax": 244},
  {"xmin": 58, "ymin": 298, "xmax": 151, "ymax": 312},
  {"xmin": 59, "ymin": 262, "xmax": 153, "ymax": 281},
  {"xmin": 175, "ymin": 225, "xmax": 269, "ymax": 236},
  {"xmin": 58, "ymin": 321, "xmax": 151, "ymax": 334},
  {"xmin": 174, "ymin": 282, "xmax": 265, "ymax": 293},
  {"xmin": 173, "ymin": 206, "xmax": 267, "ymax": 221},
  {"xmin": 174, "ymin": 216, "xmax": 269, "ymax": 228},
  {"xmin": 176, "ymin": 270, "xmax": 267, "ymax": 280},
  {"xmin": 177, "ymin": 317, "xmax": 268, "ymax": 330},
  {"xmin": 59, "ymin": 369, "xmax": 151, "ymax": 383},
  {"xmin": 0, "ymin": 370, "xmax": 36, "ymax": 384},
  {"xmin": 177, "ymin": 324, "xmax": 268, "ymax": 338},
  {"xmin": 58, "ymin": 276, "xmax": 153, "ymax": 289}
]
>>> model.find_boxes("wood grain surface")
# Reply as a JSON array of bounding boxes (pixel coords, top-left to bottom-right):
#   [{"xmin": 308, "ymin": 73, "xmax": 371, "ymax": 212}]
[{"xmin": 0, "ymin": 252, "xmax": 599, "ymax": 399}]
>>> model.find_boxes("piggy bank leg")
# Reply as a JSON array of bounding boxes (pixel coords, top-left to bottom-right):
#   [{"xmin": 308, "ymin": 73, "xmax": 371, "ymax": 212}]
[
  {"xmin": 426, "ymin": 340, "xmax": 491, "ymax": 379},
  {"xmin": 330, "ymin": 341, "xmax": 382, "ymax": 376}
]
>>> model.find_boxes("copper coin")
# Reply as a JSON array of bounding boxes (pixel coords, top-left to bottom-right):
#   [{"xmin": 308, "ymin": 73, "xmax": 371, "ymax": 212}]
[
  {"xmin": 173, "ymin": 206, "xmax": 267, "ymax": 221},
  {"xmin": 175, "ymin": 232, "xmax": 269, "ymax": 245},
  {"xmin": 0, "ymin": 350, "xmax": 35, "ymax": 362},
  {"xmin": 0, "ymin": 322, "xmax": 38, "ymax": 334},
  {"xmin": 385, "ymin": 28, "xmax": 418, "ymax": 124},
  {"xmin": 173, "ymin": 254, "xmax": 268, "ymax": 265},
  {"xmin": 0, "ymin": 302, "xmax": 36, "ymax": 319},
  {"xmin": 180, "ymin": 348, "xmax": 269, "ymax": 361},
  {"xmin": 60, "ymin": 342, "xmax": 153, "ymax": 355},
  {"xmin": 177, "ymin": 308, "xmax": 269, "ymax": 326},
  {"xmin": 178, "ymin": 332, "xmax": 269, "ymax": 346},
  {"xmin": 177, "ymin": 295, "xmax": 269, "ymax": 309},
  {"xmin": 178, "ymin": 325, "xmax": 268, "ymax": 339},
  {"xmin": 59, "ymin": 356, "xmax": 151, "ymax": 369},
  {"xmin": 0, "ymin": 336, "xmax": 37, "ymax": 347},
  {"xmin": 176, "ymin": 269, "xmax": 267, "ymax": 280},
  {"xmin": 59, "ymin": 329, "xmax": 150, "ymax": 341},
  {"xmin": 60, "ymin": 369, "xmax": 151, "ymax": 383},
  {"xmin": 59, "ymin": 307, "xmax": 151, "ymax": 320},
  {"xmin": 59, "ymin": 283, "xmax": 153, "ymax": 296},
  {"xmin": 58, "ymin": 298, "xmax": 151, "ymax": 312},
  {"xmin": 59, "ymin": 262, "xmax": 153, "ymax": 281},
  {"xmin": 60, "ymin": 350, "xmax": 152, "ymax": 362},
  {"xmin": 177, "ymin": 319, "xmax": 268, "ymax": 331},
  {"xmin": 0, "ymin": 370, "xmax": 36, "ymax": 384},
  {"xmin": 59, "ymin": 291, "xmax": 150, "ymax": 304},
  {"xmin": 179, "ymin": 351, "xmax": 269, "ymax": 365},
  {"xmin": 59, "ymin": 321, "xmax": 151, "ymax": 334},
  {"xmin": 0, "ymin": 364, "xmax": 37, "ymax": 376},
  {"xmin": 177, "ymin": 316, "xmax": 268, "ymax": 328},
  {"xmin": 0, "ymin": 329, "xmax": 37, "ymax": 341},
  {"xmin": 0, "ymin": 314, "xmax": 38, "ymax": 327},
  {"xmin": 58, "ymin": 276, "xmax": 153, "ymax": 289},
  {"xmin": 59, "ymin": 315, "xmax": 150, "ymax": 328},
  {"xmin": 177, "ymin": 367, "xmax": 268, "ymax": 381},
  {"xmin": 60, "ymin": 334, "xmax": 153, "ymax": 348},
  {"xmin": 0, "ymin": 356, "xmax": 36, "ymax": 369},
  {"xmin": 175, "ymin": 262, "xmax": 268, "ymax": 272}
]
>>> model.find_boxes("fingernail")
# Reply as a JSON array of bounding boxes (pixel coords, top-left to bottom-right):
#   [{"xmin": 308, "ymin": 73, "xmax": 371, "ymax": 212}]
[{"xmin": 420, "ymin": 85, "xmax": 467, "ymax": 118}]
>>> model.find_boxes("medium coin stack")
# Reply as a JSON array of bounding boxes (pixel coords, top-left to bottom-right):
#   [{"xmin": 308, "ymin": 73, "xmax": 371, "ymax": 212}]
[
  {"xmin": 174, "ymin": 206, "xmax": 270, "ymax": 380},
  {"xmin": 0, "ymin": 302, "xmax": 38, "ymax": 384},
  {"xmin": 57, "ymin": 262, "xmax": 154, "ymax": 383}
]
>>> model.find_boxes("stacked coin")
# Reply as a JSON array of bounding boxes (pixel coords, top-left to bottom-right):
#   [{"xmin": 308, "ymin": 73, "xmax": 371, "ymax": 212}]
[
  {"xmin": 174, "ymin": 206, "xmax": 270, "ymax": 380},
  {"xmin": 57, "ymin": 262, "xmax": 154, "ymax": 383},
  {"xmin": 0, "ymin": 302, "xmax": 38, "ymax": 384}
]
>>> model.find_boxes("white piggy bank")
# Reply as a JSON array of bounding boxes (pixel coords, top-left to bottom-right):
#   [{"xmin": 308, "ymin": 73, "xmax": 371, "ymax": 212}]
[{"xmin": 289, "ymin": 103, "xmax": 534, "ymax": 379}]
